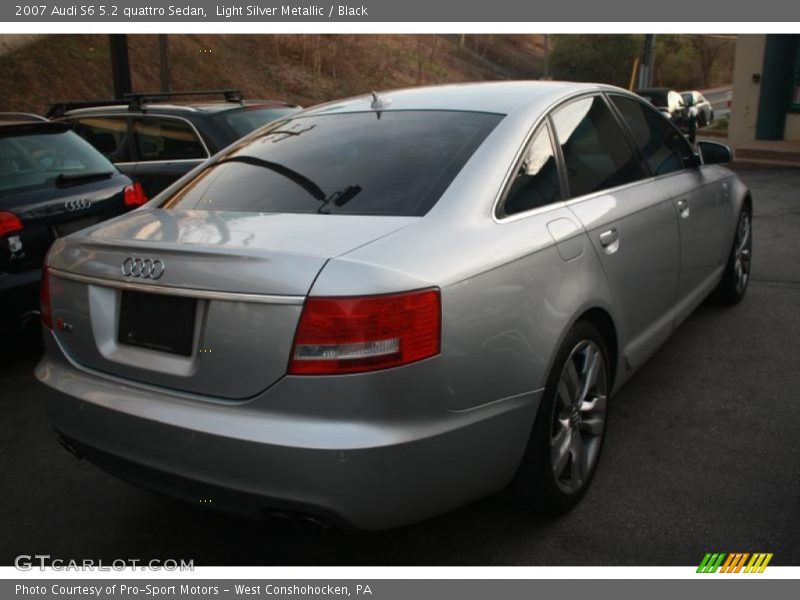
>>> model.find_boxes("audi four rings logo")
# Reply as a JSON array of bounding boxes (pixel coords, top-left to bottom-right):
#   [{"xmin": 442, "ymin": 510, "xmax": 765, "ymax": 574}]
[
  {"xmin": 121, "ymin": 257, "xmax": 166, "ymax": 280},
  {"xmin": 64, "ymin": 198, "xmax": 92, "ymax": 211}
]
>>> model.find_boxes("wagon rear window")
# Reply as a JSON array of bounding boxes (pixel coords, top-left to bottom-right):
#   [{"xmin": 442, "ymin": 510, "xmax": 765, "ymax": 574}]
[{"xmin": 161, "ymin": 110, "xmax": 502, "ymax": 216}]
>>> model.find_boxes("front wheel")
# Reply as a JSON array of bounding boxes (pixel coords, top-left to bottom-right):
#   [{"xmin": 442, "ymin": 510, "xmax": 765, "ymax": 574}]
[
  {"xmin": 510, "ymin": 321, "xmax": 610, "ymax": 515},
  {"xmin": 712, "ymin": 206, "xmax": 752, "ymax": 305}
]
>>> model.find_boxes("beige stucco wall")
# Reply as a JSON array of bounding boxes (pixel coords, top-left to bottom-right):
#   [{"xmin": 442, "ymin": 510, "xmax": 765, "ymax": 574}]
[
  {"xmin": 785, "ymin": 113, "xmax": 800, "ymax": 142},
  {"xmin": 728, "ymin": 35, "xmax": 767, "ymax": 149}
]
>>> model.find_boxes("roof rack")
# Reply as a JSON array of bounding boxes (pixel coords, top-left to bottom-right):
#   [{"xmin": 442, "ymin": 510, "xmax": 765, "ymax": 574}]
[
  {"xmin": 124, "ymin": 89, "xmax": 243, "ymax": 110},
  {"xmin": 46, "ymin": 89, "xmax": 244, "ymax": 118}
]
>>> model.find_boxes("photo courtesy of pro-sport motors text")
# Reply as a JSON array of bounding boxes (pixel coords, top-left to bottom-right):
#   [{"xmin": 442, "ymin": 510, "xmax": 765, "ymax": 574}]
[{"xmin": 0, "ymin": 0, "xmax": 799, "ymax": 598}]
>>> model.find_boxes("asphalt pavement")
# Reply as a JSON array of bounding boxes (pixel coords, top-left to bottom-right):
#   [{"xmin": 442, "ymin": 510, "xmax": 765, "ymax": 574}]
[{"xmin": 1, "ymin": 168, "xmax": 799, "ymax": 566}]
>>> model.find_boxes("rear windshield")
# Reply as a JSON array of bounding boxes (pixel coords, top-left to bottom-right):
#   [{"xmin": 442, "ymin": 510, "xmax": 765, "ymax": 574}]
[
  {"xmin": 0, "ymin": 130, "xmax": 115, "ymax": 198},
  {"xmin": 162, "ymin": 110, "xmax": 503, "ymax": 216},
  {"xmin": 212, "ymin": 106, "xmax": 302, "ymax": 138}
]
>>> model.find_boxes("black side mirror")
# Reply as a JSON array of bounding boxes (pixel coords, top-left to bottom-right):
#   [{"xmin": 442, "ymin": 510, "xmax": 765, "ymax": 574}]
[{"xmin": 697, "ymin": 141, "xmax": 733, "ymax": 165}]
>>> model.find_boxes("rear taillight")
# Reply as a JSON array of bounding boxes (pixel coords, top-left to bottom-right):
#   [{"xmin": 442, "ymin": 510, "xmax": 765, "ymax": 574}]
[
  {"xmin": 40, "ymin": 266, "xmax": 52, "ymax": 330},
  {"xmin": 124, "ymin": 182, "xmax": 148, "ymax": 207},
  {"xmin": 0, "ymin": 211, "xmax": 23, "ymax": 237},
  {"xmin": 288, "ymin": 289, "xmax": 441, "ymax": 375}
]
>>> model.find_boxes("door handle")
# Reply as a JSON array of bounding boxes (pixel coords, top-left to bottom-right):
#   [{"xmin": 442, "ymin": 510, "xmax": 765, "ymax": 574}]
[
  {"xmin": 599, "ymin": 228, "xmax": 619, "ymax": 254},
  {"xmin": 676, "ymin": 198, "xmax": 690, "ymax": 218}
]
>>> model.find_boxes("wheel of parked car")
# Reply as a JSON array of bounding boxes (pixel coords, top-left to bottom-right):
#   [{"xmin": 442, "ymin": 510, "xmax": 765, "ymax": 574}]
[
  {"xmin": 511, "ymin": 320, "xmax": 610, "ymax": 514},
  {"xmin": 712, "ymin": 205, "xmax": 753, "ymax": 305}
]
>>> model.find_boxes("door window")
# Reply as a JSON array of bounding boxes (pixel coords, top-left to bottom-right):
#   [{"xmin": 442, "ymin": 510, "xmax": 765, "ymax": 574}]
[
  {"xmin": 72, "ymin": 117, "xmax": 130, "ymax": 162},
  {"xmin": 133, "ymin": 117, "xmax": 207, "ymax": 161},
  {"xmin": 609, "ymin": 95, "xmax": 693, "ymax": 176},
  {"xmin": 551, "ymin": 96, "xmax": 646, "ymax": 198},
  {"xmin": 500, "ymin": 125, "xmax": 562, "ymax": 216}
]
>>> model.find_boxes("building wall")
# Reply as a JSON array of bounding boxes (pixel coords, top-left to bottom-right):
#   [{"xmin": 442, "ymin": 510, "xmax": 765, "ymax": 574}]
[
  {"xmin": 728, "ymin": 35, "xmax": 767, "ymax": 149},
  {"xmin": 785, "ymin": 114, "xmax": 800, "ymax": 141}
]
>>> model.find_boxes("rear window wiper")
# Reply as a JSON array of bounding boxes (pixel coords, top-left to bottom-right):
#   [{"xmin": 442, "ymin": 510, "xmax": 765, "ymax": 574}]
[{"xmin": 54, "ymin": 171, "xmax": 114, "ymax": 187}]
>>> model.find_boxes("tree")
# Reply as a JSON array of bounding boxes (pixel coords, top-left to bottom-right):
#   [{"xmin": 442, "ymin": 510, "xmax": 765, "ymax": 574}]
[
  {"xmin": 687, "ymin": 35, "xmax": 734, "ymax": 89},
  {"xmin": 550, "ymin": 35, "xmax": 640, "ymax": 87}
]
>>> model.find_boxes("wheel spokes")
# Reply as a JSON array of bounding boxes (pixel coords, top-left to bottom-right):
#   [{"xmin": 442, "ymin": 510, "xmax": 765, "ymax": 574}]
[
  {"xmin": 563, "ymin": 358, "xmax": 580, "ymax": 400},
  {"xmin": 737, "ymin": 214, "xmax": 751, "ymax": 253},
  {"xmin": 556, "ymin": 379, "xmax": 572, "ymax": 410},
  {"xmin": 549, "ymin": 339, "xmax": 609, "ymax": 495},
  {"xmin": 579, "ymin": 415, "xmax": 605, "ymax": 436},
  {"xmin": 552, "ymin": 427, "xmax": 572, "ymax": 479},
  {"xmin": 577, "ymin": 346, "xmax": 601, "ymax": 403},
  {"xmin": 569, "ymin": 434, "xmax": 589, "ymax": 492}
]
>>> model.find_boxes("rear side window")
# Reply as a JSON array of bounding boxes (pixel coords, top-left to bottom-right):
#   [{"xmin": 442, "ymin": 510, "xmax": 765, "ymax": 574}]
[
  {"xmin": 73, "ymin": 117, "xmax": 130, "ymax": 162},
  {"xmin": 162, "ymin": 110, "xmax": 502, "ymax": 216},
  {"xmin": 134, "ymin": 117, "xmax": 207, "ymax": 161},
  {"xmin": 501, "ymin": 125, "xmax": 561, "ymax": 217},
  {"xmin": 551, "ymin": 96, "xmax": 646, "ymax": 198},
  {"xmin": 610, "ymin": 95, "xmax": 691, "ymax": 176}
]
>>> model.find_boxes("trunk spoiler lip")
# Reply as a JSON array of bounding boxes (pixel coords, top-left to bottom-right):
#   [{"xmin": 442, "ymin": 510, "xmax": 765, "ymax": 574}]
[{"xmin": 47, "ymin": 267, "xmax": 306, "ymax": 306}]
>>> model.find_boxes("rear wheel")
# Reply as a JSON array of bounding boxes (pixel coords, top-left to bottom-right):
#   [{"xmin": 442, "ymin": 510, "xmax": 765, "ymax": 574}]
[
  {"xmin": 511, "ymin": 321, "xmax": 610, "ymax": 514},
  {"xmin": 712, "ymin": 206, "xmax": 752, "ymax": 305}
]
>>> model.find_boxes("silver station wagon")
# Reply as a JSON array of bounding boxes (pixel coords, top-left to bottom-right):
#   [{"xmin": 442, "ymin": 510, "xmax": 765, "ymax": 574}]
[{"xmin": 37, "ymin": 82, "xmax": 752, "ymax": 529}]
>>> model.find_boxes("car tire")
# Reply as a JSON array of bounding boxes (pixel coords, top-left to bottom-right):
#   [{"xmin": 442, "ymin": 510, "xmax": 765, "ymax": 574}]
[
  {"xmin": 510, "ymin": 320, "xmax": 610, "ymax": 515},
  {"xmin": 712, "ymin": 205, "xmax": 753, "ymax": 305}
]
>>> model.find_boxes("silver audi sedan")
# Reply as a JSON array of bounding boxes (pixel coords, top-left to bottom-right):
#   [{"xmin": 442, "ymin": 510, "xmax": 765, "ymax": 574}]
[{"xmin": 37, "ymin": 82, "xmax": 752, "ymax": 529}]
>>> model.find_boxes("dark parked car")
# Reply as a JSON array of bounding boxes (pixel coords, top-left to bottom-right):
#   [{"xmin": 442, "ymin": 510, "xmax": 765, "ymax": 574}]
[
  {"xmin": 0, "ymin": 118, "xmax": 145, "ymax": 332},
  {"xmin": 680, "ymin": 90, "xmax": 715, "ymax": 127},
  {"xmin": 635, "ymin": 87, "xmax": 696, "ymax": 140},
  {"xmin": 49, "ymin": 89, "xmax": 301, "ymax": 198}
]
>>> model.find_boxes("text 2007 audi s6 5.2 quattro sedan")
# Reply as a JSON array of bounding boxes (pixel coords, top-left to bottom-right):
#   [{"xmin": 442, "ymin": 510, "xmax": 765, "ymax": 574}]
[{"xmin": 37, "ymin": 82, "xmax": 753, "ymax": 529}]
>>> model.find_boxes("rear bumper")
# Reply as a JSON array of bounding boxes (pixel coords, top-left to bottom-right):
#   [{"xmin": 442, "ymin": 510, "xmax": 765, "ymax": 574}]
[{"xmin": 36, "ymin": 339, "xmax": 541, "ymax": 529}]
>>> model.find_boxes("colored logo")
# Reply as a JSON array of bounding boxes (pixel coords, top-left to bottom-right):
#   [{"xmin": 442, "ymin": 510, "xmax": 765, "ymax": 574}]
[{"xmin": 697, "ymin": 553, "xmax": 773, "ymax": 573}]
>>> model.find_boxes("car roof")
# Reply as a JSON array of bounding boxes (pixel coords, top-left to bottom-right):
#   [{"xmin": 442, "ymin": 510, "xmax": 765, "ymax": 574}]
[
  {"xmin": 58, "ymin": 100, "xmax": 296, "ymax": 118},
  {"xmin": 0, "ymin": 120, "xmax": 70, "ymax": 136},
  {"xmin": 301, "ymin": 81, "xmax": 628, "ymax": 118}
]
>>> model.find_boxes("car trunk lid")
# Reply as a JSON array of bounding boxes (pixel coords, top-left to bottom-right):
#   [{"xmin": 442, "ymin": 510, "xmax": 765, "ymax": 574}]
[{"xmin": 46, "ymin": 208, "xmax": 416, "ymax": 399}]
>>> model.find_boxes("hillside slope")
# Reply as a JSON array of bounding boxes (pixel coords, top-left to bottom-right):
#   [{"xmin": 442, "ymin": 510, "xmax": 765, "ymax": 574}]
[{"xmin": 0, "ymin": 34, "xmax": 546, "ymax": 113}]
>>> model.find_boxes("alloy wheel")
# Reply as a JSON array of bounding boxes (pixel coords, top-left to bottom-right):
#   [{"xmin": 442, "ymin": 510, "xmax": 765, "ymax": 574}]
[
  {"xmin": 734, "ymin": 210, "xmax": 752, "ymax": 295},
  {"xmin": 550, "ymin": 340, "xmax": 608, "ymax": 495}
]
